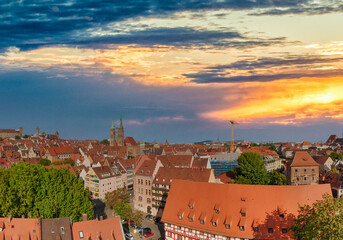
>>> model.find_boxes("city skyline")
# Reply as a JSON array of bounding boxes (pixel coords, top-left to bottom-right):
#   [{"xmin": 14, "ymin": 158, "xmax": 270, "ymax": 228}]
[{"xmin": 1, "ymin": 1, "xmax": 343, "ymax": 143}]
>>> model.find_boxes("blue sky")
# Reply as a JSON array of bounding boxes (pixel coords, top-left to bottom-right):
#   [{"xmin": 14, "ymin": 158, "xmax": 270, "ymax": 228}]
[{"xmin": 1, "ymin": 0, "xmax": 343, "ymax": 143}]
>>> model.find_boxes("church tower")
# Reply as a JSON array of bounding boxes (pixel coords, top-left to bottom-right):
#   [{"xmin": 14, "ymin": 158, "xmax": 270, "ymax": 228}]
[
  {"xmin": 36, "ymin": 126, "xmax": 39, "ymax": 137},
  {"xmin": 117, "ymin": 117, "xmax": 124, "ymax": 146},
  {"xmin": 110, "ymin": 120, "xmax": 116, "ymax": 146}
]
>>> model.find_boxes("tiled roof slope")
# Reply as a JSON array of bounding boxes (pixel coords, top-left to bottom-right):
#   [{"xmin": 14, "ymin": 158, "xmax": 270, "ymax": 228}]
[
  {"xmin": 0, "ymin": 217, "xmax": 42, "ymax": 239},
  {"xmin": 162, "ymin": 180, "xmax": 331, "ymax": 240},
  {"xmin": 72, "ymin": 216, "xmax": 124, "ymax": 240},
  {"xmin": 290, "ymin": 151, "xmax": 320, "ymax": 167},
  {"xmin": 153, "ymin": 166, "xmax": 212, "ymax": 185}
]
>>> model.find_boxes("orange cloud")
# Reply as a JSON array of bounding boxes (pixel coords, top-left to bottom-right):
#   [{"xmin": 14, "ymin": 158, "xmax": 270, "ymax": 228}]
[{"xmin": 200, "ymin": 77, "xmax": 343, "ymax": 125}]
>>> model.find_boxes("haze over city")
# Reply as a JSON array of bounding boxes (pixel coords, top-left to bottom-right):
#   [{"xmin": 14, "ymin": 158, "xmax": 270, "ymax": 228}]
[{"xmin": 1, "ymin": 1, "xmax": 343, "ymax": 143}]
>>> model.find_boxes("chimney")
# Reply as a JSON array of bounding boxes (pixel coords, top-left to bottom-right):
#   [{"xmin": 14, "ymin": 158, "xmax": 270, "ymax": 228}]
[
  {"xmin": 21, "ymin": 215, "xmax": 25, "ymax": 218},
  {"xmin": 100, "ymin": 216, "xmax": 103, "ymax": 221},
  {"xmin": 8, "ymin": 214, "xmax": 11, "ymax": 223},
  {"xmin": 82, "ymin": 214, "xmax": 88, "ymax": 221}
]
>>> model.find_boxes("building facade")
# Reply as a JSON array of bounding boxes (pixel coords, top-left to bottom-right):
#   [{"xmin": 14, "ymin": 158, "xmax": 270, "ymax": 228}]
[
  {"xmin": 286, "ymin": 151, "xmax": 320, "ymax": 185},
  {"xmin": 162, "ymin": 180, "xmax": 331, "ymax": 240}
]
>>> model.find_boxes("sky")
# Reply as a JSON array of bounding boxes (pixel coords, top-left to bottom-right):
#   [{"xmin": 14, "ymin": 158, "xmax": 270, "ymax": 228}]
[{"xmin": 1, "ymin": 0, "xmax": 343, "ymax": 143}]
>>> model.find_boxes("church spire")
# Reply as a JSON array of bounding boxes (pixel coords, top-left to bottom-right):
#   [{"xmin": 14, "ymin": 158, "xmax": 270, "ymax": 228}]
[
  {"xmin": 111, "ymin": 120, "xmax": 115, "ymax": 129},
  {"xmin": 120, "ymin": 117, "xmax": 123, "ymax": 128}
]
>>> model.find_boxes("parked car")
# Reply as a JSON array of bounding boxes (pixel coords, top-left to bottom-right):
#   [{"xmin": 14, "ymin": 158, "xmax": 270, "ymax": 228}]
[
  {"xmin": 125, "ymin": 233, "xmax": 133, "ymax": 240},
  {"xmin": 136, "ymin": 226, "xmax": 145, "ymax": 233},
  {"xmin": 145, "ymin": 214, "xmax": 153, "ymax": 220},
  {"xmin": 143, "ymin": 228, "xmax": 154, "ymax": 238}
]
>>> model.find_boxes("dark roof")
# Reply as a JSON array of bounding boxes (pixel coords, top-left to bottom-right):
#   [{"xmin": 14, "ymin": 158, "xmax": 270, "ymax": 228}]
[{"xmin": 42, "ymin": 217, "xmax": 72, "ymax": 240}]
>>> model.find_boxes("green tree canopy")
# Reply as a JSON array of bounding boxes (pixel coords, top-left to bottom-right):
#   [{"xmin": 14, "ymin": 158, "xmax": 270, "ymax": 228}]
[
  {"xmin": 100, "ymin": 139, "xmax": 110, "ymax": 145},
  {"xmin": 234, "ymin": 152, "xmax": 270, "ymax": 184},
  {"xmin": 234, "ymin": 152, "xmax": 286, "ymax": 185},
  {"xmin": 329, "ymin": 152, "xmax": 343, "ymax": 161},
  {"xmin": 15, "ymin": 135, "xmax": 21, "ymax": 140},
  {"xmin": 0, "ymin": 162, "xmax": 93, "ymax": 222},
  {"xmin": 291, "ymin": 193, "xmax": 343, "ymax": 240},
  {"xmin": 39, "ymin": 158, "xmax": 51, "ymax": 166}
]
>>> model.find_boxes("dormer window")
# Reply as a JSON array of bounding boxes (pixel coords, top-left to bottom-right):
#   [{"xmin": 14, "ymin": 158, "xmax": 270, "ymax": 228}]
[
  {"xmin": 214, "ymin": 203, "xmax": 220, "ymax": 214},
  {"xmin": 279, "ymin": 214, "xmax": 284, "ymax": 219},
  {"xmin": 241, "ymin": 207, "xmax": 247, "ymax": 217},
  {"xmin": 189, "ymin": 217, "xmax": 193, "ymax": 222},
  {"xmin": 177, "ymin": 209, "xmax": 184, "ymax": 220},
  {"xmin": 253, "ymin": 227, "xmax": 259, "ymax": 232},
  {"xmin": 212, "ymin": 222, "xmax": 217, "ymax": 227},
  {"xmin": 225, "ymin": 224, "xmax": 230, "ymax": 229},
  {"xmin": 199, "ymin": 212, "xmax": 206, "ymax": 224},
  {"xmin": 239, "ymin": 226, "xmax": 245, "ymax": 231},
  {"xmin": 211, "ymin": 215, "xmax": 218, "ymax": 227},
  {"xmin": 188, "ymin": 199, "xmax": 195, "ymax": 209}
]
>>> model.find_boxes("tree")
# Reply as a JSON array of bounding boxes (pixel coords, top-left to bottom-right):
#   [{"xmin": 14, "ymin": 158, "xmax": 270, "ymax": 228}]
[
  {"xmin": 269, "ymin": 171, "xmax": 286, "ymax": 185},
  {"xmin": 15, "ymin": 135, "xmax": 21, "ymax": 140},
  {"xmin": 131, "ymin": 210, "xmax": 143, "ymax": 226},
  {"xmin": 100, "ymin": 139, "xmax": 110, "ymax": 145},
  {"xmin": 291, "ymin": 193, "xmax": 343, "ymax": 240},
  {"xmin": 0, "ymin": 137, "xmax": 3, "ymax": 141},
  {"xmin": 330, "ymin": 152, "xmax": 343, "ymax": 161},
  {"xmin": 234, "ymin": 152, "xmax": 270, "ymax": 185},
  {"xmin": 23, "ymin": 135, "xmax": 29, "ymax": 139},
  {"xmin": 105, "ymin": 188, "xmax": 129, "ymax": 209},
  {"xmin": 0, "ymin": 162, "xmax": 93, "ymax": 222},
  {"xmin": 269, "ymin": 145, "xmax": 277, "ymax": 151},
  {"xmin": 39, "ymin": 158, "xmax": 51, "ymax": 166}
]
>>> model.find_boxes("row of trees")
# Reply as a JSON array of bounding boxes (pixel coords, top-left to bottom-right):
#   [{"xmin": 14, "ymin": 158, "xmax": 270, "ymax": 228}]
[
  {"xmin": 233, "ymin": 152, "xmax": 286, "ymax": 185},
  {"xmin": 105, "ymin": 188, "xmax": 143, "ymax": 226},
  {"xmin": 0, "ymin": 162, "xmax": 93, "ymax": 222},
  {"xmin": 39, "ymin": 158, "xmax": 75, "ymax": 166}
]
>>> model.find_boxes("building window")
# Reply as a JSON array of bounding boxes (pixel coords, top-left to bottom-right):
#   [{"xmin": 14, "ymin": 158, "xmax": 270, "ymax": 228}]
[
  {"xmin": 312, "ymin": 169, "xmax": 315, "ymax": 172},
  {"xmin": 147, "ymin": 198, "xmax": 151, "ymax": 204},
  {"xmin": 304, "ymin": 169, "xmax": 307, "ymax": 172},
  {"xmin": 146, "ymin": 180, "xmax": 148, "ymax": 185},
  {"xmin": 253, "ymin": 227, "xmax": 259, "ymax": 232},
  {"xmin": 179, "ymin": 236, "xmax": 182, "ymax": 240},
  {"xmin": 225, "ymin": 224, "xmax": 230, "ymax": 229},
  {"xmin": 268, "ymin": 228, "xmax": 274, "ymax": 233},
  {"xmin": 239, "ymin": 226, "xmax": 245, "ymax": 231},
  {"xmin": 200, "ymin": 220, "xmax": 204, "ymax": 224},
  {"xmin": 295, "ymin": 169, "xmax": 298, "ymax": 172},
  {"xmin": 282, "ymin": 228, "xmax": 288, "ymax": 233},
  {"xmin": 304, "ymin": 177, "xmax": 307, "ymax": 180},
  {"xmin": 168, "ymin": 232, "xmax": 171, "ymax": 237},
  {"xmin": 149, "ymin": 180, "xmax": 151, "ymax": 185},
  {"xmin": 149, "ymin": 190, "xmax": 151, "ymax": 195},
  {"xmin": 279, "ymin": 214, "xmax": 284, "ymax": 219}
]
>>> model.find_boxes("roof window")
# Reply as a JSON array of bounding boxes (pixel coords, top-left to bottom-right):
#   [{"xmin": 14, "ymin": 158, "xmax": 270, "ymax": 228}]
[{"xmin": 79, "ymin": 231, "xmax": 84, "ymax": 238}]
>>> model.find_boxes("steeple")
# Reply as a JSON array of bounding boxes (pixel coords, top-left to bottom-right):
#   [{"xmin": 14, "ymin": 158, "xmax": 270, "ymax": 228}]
[
  {"xmin": 110, "ymin": 120, "xmax": 116, "ymax": 146},
  {"xmin": 118, "ymin": 117, "xmax": 124, "ymax": 146},
  {"xmin": 120, "ymin": 117, "xmax": 123, "ymax": 128}
]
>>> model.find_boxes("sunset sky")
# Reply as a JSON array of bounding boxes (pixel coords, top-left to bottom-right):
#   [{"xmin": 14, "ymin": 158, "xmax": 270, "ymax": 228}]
[{"xmin": 1, "ymin": 0, "xmax": 343, "ymax": 143}]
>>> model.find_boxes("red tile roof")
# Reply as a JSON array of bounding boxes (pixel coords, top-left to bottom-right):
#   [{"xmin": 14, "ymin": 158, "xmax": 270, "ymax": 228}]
[
  {"xmin": 290, "ymin": 151, "xmax": 320, "ymax": 167},
  {"xmin": 162, "ymin": 180, "xmax": 331, "ymax": 239},
  {"xmin": 72, "ymin": 216, "xmax": 124, "ymax": 240},
  {"xmin": 0, "ymin": 217, "xmax": 41, "ymax": 239}
]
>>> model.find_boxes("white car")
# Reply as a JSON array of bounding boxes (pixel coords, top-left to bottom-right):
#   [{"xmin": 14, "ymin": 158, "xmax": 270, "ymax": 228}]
[{"xmin": 125, "ymin": 233, "xmax": 133, "ymax": 240}]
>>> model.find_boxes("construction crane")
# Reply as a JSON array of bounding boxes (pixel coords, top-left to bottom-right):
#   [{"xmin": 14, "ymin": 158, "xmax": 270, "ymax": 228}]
[{"xmin": 229, "ymin": 120, "xmax": 239, "ymax": 153}]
